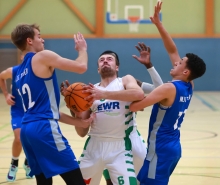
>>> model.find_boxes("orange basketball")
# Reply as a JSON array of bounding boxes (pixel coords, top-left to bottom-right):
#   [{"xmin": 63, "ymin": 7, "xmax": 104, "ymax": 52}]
[{"xmin": 64, "ymin": 82, "xmax": 92, "ymax": 112}]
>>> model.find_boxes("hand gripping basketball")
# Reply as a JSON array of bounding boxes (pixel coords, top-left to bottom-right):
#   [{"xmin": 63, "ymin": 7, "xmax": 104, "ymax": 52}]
[{"xmin": 64, "ymin": 82, "xmax": 92, "ymax": 112}]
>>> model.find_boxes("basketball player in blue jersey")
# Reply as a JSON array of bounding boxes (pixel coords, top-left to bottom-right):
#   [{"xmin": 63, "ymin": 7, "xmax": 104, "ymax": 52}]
[
  {"xmin": 10, "ymin": 23, "xmax": 93, "ymax": 185},
  {"xmin": 0, "ymin": 65, "xmax": 33, "ymax": 181},
  {"xmin": 129, "ymin": 2, "xmax": 206, "ymax": 185}
]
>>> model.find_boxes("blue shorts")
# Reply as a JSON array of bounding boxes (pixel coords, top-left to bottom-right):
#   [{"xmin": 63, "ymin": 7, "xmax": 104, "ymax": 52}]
[
  {"xmin": 137, "ymin": 154, "xmax": 180, "ymax": 185},
  {"xmin": 11, "ymin": 115, "xmax": 23, "ymax": 130},
  {"xmin": 20, "ymin": 119, "xmax": 79, "ymax": 178}
]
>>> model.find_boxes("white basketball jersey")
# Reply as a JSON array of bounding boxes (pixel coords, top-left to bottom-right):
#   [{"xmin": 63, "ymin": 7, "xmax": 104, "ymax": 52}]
[{"xmin": 89, "ymin": 78, "xmax": 137, "ymax": 138}]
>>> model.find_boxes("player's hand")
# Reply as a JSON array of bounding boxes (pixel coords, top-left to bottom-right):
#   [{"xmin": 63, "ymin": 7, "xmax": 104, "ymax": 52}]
[
  {"xmin": 80, "ymin": 112, "xmax": 96, "ymax": 128},
  {"xmin": 60, "ymin": 80, "xmax": 70, "ymax": 96},
  {"xmin": 74, "ymin": 32, "xmax": 87, "ymax": 52},
  {"xmin": 5, "ymin": 93, "xmax": 15, "ymax": 105},
  {"xmin": 150, "ymin": 1, "xmax": 162, "ymax": 25},
  {"xmin": 132, "ymin": 43, "xmax": 152, "ymax": 68},
  {"xmin": 83, "ymin": 83, "xmax": 105, "ymax": 101}
]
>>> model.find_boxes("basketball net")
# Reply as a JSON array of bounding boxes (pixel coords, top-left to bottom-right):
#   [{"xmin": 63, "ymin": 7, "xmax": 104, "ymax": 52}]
[{"xmin": 128, "ymin": 16, "xmax": 140, "ymax": 32}]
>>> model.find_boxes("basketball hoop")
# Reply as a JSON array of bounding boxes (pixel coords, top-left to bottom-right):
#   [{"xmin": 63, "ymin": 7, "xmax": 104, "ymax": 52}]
[{"xmin": 128, "ymin": 16, "xmax": 140, "ymax": 32}]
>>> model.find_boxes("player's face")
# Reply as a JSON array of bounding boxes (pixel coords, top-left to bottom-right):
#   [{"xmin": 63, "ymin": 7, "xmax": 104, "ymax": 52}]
[
  {"xmin": 170, "ymin": 57, "xmax": 189, "ymax": 78},
  {"xmin": 98, "ymin": 54, "xmax": 118, "ymax": 78},
  {"xmin": 31, "ymin": 28, "xmax": 44, "ymax": 52}
]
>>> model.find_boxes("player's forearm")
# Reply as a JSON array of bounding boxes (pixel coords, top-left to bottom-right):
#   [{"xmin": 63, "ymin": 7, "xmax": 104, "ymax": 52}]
[
  {"xmin": 141, "ymin": 67, "xmax": 163, "ymax": 94},
  {"xmin": 155, "ymin": 22, "xmax": 177, "ymax": 54},
  {"xmin": 59, "ymin": 112, "xmax": 87, "ymax": 128},
  {"xmin": 75, "ymin": 126, "xmax": 89, "ymax": 137},
  {"xmin": 103, "ymin": 89, "xmax": 144, "ymax": 102},
  {"xmin": 75, "ymin": 50, "xmax": 88, "ymax": 73},
  {"xmin": 148, "ymin": 67, "xmax": 163, "ymax": 88},
  {"xmin": 0, "ymin": 78, "xmax": 8, "ymax": 97}
]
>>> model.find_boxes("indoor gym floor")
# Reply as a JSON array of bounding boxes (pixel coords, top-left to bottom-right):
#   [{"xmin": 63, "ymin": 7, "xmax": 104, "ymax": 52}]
[{"xmin": 0, "ymin": 91, "xmax": 219, "ymax": 185}]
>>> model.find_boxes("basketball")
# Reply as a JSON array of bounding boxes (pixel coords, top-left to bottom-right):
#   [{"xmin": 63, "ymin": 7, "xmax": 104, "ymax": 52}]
[{"xmin": 64, "ymin": 82, "xmax": 92, "ymax": 112}]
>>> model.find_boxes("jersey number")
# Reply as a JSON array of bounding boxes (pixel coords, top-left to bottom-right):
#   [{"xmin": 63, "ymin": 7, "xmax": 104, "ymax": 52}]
[
  {"xmin": 173, "ymin": 109, "xmax": 187, "ymax": 130},
  {"xmin": 18, "ymin": 83, "xmax": 35, "ymax": 112}
]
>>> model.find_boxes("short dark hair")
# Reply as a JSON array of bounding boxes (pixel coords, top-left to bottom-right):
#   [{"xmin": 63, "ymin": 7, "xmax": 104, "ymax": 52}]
[
  {"xmin": 11, "ymin": 24, "xmax": 40, "ymax": 51},
  {"xmin": 99, "ymin": 50, "xmax": 120, "ymax": 66},
  {"xmin": 185, "ymin": 53, "xmax": 206, "ymax": 81}
]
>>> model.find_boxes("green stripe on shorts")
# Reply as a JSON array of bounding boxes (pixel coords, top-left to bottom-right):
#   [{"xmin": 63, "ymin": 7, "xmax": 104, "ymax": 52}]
[
  {"xmin": 127, "ymin": 168, "xmax": 135, "ymax": 173},
  {"xmin": 129, "ymin": 177, "xmax": 137, "ymax": 185},
  {"xmin": 126, "ymin": 160, "xmax": 133, "ymax": 165},
  {"xmin": 83, "ymin": 136, "xmax": 91, "ymax": 150},
  {"xmin": 125, "ymin": 153, "xmax": 133, "ymax": 158},
  {"xmin": 103, "ymin": 169, "xmax": 111, "ymax": 180}
]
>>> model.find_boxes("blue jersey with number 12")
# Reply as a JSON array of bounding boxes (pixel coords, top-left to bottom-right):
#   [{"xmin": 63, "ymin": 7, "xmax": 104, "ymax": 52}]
[
  {"xmin": 11, "ymin": 65, "xmax": 24, "ymax": 117},
  {"xmin": 15, "ymin": 52, "xmax": 60, "ymax": 123},
  {"xmin": 146, "ymin": 80, "xmax": 193, "ymax": 162}
]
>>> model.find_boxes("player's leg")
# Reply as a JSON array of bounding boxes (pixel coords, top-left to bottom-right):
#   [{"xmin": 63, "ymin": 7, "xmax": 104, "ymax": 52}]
[
  {"xmin": 35, "ymin": 173, "xmax": 52, "ymax": 185},
  {"xmin": 20, "ymin": 122, "xmax": 43, "ymax": 182},
  {"xmin": 79, "ymin": 137, "xmax": 104, "ymax": 185},
  {"xmin": 23, "ymin": 158, "xmax": 33, "ymax": 179},
  {"xmin": 103, "ymin": 169, "xmax": 113, "ymax": 185},
  {"xmin": 130, "ymin": 129, "xmax": 147, "ymax": 184},
  {"xmin": 106, "ymin": 138, "xmax": 137, "ymax": 185},
  {"xmin": 137, "ymin": 153, "xmax": 180, "ymax": 185},
  {"xmin": 60, "ymin": 168, "xmax": 85, "ymax": 185},
  {"xmin": 25, "ymin": 119, "xmax": 80, "ymax": 180},
  {"xmin": 7, "ymin": 118, "xmax": 22, "ymax": 182}
]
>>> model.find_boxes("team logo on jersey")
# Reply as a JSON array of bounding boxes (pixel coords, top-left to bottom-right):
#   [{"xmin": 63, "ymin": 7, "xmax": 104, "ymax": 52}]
[
  {"xmin": 100, "ymin": 99, "xmax": 105, "ymax": 102},
  {"xmin": 95, "ymin": 101, "xmax": 120, "ymax": 116}
]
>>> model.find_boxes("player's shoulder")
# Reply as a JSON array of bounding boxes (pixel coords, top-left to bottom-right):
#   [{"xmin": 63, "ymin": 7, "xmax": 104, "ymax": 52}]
[
  {"xmin": 122, "ymin": 74, "xmax": 135, "ymax": 82},
  {"xmin": 156, "ymin": 82, "xmax": 176, "ymax": 93}
]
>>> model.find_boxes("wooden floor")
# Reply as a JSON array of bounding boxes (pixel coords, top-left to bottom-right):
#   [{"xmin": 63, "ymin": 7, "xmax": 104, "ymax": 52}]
[{"xmin": 0, "ymin": 92, "xmax": 220, "ymax": 185}]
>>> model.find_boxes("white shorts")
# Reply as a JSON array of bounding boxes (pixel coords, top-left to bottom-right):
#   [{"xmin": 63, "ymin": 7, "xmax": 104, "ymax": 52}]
[
  {"xmin": 130, "ymin": 129, "xmax": 147, "ymax": 176},
  {"xmin": 79, "ymin": 136, "xmax": 137, "ymax": 185},
  {"xmin": 103, "ymin": 128, "xmax": 147, "ymax": 184}
]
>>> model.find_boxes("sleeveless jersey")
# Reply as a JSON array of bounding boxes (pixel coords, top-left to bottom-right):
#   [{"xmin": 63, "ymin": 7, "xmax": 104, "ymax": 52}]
[
  {"xmin": 11, "ymin": 65, "xmax": 24, "ymax": 117},
  {"xmin": 15, "ymin": 52, "xmax": 60, "ymax": 123},
  {"xmin": 89, "ymin": 78, "xmax": 137, "ymax": 138},
  {"xmin": 146, "ymin": 80, "xmax": 193, "ymax": 162}
]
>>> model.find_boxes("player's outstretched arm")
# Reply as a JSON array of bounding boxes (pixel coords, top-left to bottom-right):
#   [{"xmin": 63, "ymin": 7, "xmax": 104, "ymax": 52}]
[
  {"xmin": 83, "ymin": 75, "xmax": 144, "ymax": 102},
  {"xmin": 130, "ymin": 83, "xmax": 176, "ymax": 112},
  {"xmin": 133, "ymin": 43, "xmax": 163, "ymax": 94},
  {"xmin": 32, "ymin": 32, "xmax": 88, "ymax": 75},
  {"xmin": 0, "ymin": 68, "xmax": 15, "ymax": 105},
  {"xmin": 59, "ymin": 111, "xmax": 92, "ymax": 128},
  {"xmin": 150, "ymin": 1, "xmax": 181, "ymax": 66}
]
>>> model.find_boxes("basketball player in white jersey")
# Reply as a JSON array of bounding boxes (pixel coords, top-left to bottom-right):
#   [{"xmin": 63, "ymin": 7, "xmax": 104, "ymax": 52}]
[
  {"xmin": 66, "ymin": 44, "xmax": 162, "ymax": 185},
  {"xmin": 60, "ymin": 43, "xmax": 163, "ymax": 185},
  {"xmin": 130, "ymin": 2, "xmax": 206, "ymax": 185}
]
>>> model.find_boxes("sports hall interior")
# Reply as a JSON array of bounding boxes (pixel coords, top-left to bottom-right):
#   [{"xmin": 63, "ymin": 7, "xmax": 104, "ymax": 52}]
[{"xmin": 0, "ymin": 0, "xmax": 219, "ymax": 184}]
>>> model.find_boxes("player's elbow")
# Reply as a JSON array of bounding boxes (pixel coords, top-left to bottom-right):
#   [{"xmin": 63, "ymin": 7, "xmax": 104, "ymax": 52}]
[
  {"xmin": 77, "ymin": 64, "xmax": 87, "ymax": 74},
  {"xmin": 135, "ymin": 91, "xmax": 145, "ymax": 101},
  {"xmin": 77, "ymin": 131, "xmax": 87, "ymax": 137}
]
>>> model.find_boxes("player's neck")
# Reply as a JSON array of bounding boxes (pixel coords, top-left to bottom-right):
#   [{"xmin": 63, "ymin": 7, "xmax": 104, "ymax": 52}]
[{"xmin": 99, "ymin": 76, "xmax": 117, "ymax": 87}]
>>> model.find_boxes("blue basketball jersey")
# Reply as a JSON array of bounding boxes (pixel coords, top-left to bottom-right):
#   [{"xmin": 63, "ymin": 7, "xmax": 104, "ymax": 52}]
[
  {"xmin": 15, "ymin": 52, "xmax": 60, "ymax": 123},
  {"xmin": 146, "ymin": 80, "xmax": 193, "ymax": 162},
  {"xmin": 11, "ymin": 65, "xmax": 24, "ymax": 117}
]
